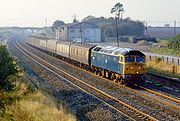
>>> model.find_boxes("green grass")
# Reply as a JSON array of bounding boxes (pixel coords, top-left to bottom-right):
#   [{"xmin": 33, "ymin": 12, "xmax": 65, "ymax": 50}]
[
  {"xmin": 148, "ymin": 47, "xmax": 180, "ymax": 57},
  {"xmin": 148, "ymin": 39, "xmax": 180, "ymax": 57}
]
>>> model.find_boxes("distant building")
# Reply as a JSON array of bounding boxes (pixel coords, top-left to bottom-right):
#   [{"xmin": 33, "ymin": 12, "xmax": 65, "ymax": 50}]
[
  {"xmin": 55, "ymin": 22, "xmax": 101, "ymax": 42},
  {"xmin": 147, "ymin": 27, "xmax": 180, "ymax": 38}
]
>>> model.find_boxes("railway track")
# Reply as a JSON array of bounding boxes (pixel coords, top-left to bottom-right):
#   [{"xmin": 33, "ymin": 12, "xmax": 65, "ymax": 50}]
[
  {"xmin": 13, "ymin": 40, "xmax": 159, "ymax": 121},
  {"xmin": 17, "ymin": 40, "xmax": 180, "ymax": 120},
  {"xmin": 147, "ymin": 72, "xmax": 180, "ymax": 92},
  {"xmin": 127, "ymin": 86, "xmax": 180, "ymax": 110}
]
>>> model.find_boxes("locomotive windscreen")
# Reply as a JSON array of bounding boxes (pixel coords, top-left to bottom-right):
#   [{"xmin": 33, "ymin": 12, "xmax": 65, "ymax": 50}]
[{"xmin": 124, "ymin": 50, "xmax": 145, "ymax": 56}]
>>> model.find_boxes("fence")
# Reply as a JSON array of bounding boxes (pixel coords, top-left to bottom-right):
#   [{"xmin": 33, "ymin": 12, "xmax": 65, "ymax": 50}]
[{"xmin": 146, "ymin": 54, "xmax": 180, "ymax": 65}]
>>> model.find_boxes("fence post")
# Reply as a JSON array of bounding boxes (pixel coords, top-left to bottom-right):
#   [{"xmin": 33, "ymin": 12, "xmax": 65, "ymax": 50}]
[
  {"xmin": 149, "ymin": 55, "xmax": 151, "ymax": 61},
  {"xmin": 172, "ymin": 58, "xmax": 174, "ymax": 64},
  {"xmin": 162, "ymin": 56, "xmax": 164, "ymax": 61}
]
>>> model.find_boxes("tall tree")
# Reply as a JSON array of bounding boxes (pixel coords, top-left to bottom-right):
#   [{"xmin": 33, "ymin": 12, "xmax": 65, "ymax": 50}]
[
  {"xmin": 52, "ymin": 20, "xmax": 65, "ymax": 29},
  {"xmin": 111, "ymin": 2, "xmax": 124, "ymax": 47}
]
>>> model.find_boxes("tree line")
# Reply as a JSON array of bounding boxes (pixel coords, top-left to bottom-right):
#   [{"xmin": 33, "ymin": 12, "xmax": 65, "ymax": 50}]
[{"xmin": 52, "ymin": 16, "xmax": 145, "ymax": 41}]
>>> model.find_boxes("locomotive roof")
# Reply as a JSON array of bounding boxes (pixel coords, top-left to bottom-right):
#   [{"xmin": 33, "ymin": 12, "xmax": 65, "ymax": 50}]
[{"xmin": 92, "ymin": 46, "xmax": 145, "ymax": 56}]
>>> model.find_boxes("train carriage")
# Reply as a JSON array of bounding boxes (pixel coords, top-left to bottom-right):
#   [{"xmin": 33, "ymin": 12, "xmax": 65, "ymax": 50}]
[
  {"xmin": 56, "ymin": 41, "xmax": 71, "ymax": 58},
  {"xmin": 69, "ymin": 43, "xmax": 95, "ymax": 65},
  {"xmin": 33, "ymin": 37, "xmax": 40, "ymax": 48},
  {"xmin": 27, "ymin": 36, "xmax": 40, "ymax": 47},
  {"xmin": 46, "ymin": 39, "xmax": 58, "ymax": 54},
  {"xmin": 39, "ymin": 38, "xmax": 48, "ymax": 50}
]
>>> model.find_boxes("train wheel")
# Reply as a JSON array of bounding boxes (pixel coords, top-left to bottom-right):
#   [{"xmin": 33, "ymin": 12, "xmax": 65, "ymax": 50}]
[{"xmin": 119, "ymin": 77, "xmax": 125, "ymax": 85}]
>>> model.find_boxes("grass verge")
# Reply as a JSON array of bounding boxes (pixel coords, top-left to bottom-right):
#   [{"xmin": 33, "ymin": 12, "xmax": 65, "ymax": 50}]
[
  {"xmin": 0, "ymin": 76, "xmax": 76, "ymax": 121},
  {"xmin": 148, "ymin": 47, "xmax": 180, "ymax": 57},
  {"xmin": 147, "ymin": 59, "xmax": 180, "ymax": 79}
]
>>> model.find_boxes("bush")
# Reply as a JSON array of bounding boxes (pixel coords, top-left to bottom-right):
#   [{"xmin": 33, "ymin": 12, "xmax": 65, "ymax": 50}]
[
  {"xmin": 168, "ymin": 35, "xmax": 180, "ymax": 51},
  {"xmin": 0, "ymin": 45, "xmax": 23, "ymax": 91}
]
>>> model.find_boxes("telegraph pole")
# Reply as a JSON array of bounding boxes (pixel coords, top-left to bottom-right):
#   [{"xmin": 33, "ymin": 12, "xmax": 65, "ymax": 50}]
[
  {"xmin": 144, "ymin": 21, "xmax": 148, "ymax": 36},
  {"xmin": 45, "ymin": 18, "xmax": 48, "ymax": 37},
  {"xmin": 174, "ymin": 20, "xmax": 176, "ymax": 37},
  {"xmin": 115, "ymin": 17, "xmax": 119, "ymax": 47}
]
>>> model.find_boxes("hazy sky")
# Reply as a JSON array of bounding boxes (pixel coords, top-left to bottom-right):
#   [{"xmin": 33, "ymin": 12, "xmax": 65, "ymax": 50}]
[{"xmin": 0, "ymin": 0, "xmax": 180, "ymax": 27}]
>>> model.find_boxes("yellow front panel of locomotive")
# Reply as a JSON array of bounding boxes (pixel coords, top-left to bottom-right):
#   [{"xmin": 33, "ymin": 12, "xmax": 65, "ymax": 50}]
[{"xmin": 123, "ymin": 62, "xmax": 146, "ymax": 75}]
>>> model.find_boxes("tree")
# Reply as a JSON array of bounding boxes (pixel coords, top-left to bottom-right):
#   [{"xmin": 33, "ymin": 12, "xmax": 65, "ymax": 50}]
[
  {"xmin": 82, "ymin": 15, "xmax": 96, "ymax": 22},
  {"xmin": 111, "ymin": 2, "xmax": 124, "ymax": 47},
  {"xmin": 169, "ymin": 35, "xmax": 180, "ymax": 51},
  {"xmin": 52, "ymin": 20, "xmax": 65, "ymax": 29},
  {"xmin": 82, "ymin": 15, "xmax": 145, "ymax": 41},
  {"xmin": 0, "ymin": 45, "xmax": 23, "ymax": 91}
]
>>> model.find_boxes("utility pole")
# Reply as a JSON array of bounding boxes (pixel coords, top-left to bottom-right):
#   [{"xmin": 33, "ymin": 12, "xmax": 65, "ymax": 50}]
[
  {"xmin": 45, "ymin": 18, "xmax": 47, "ymax": 27},
  {"xmin": 80, "ymin": 22, "xmax": 83, "ymax": 42},
  {"xmin": 174, "ymin": 20, "xmax": 176, "ymax": 37},
  {"xmin": 115, "ymin": 17, "xmax": 119, "ymax": 47},
  {"xmin": 45, "ymin": 18, "xmax": 48, "ymax": 37},
  {"xmin": 145, "ymin": 21, "xmax": 148, "ymax": 36}
]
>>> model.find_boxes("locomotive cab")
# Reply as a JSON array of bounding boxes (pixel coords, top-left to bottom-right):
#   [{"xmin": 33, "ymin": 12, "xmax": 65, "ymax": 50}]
[{"xmin": 122, "ymin": 51, "xmax": 146, "ymax": 85}]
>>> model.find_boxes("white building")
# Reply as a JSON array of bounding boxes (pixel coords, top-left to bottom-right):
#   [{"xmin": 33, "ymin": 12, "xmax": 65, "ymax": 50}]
[{"xmin": 55, "ymin": 22, "xmax": 101, "ymax": 42}]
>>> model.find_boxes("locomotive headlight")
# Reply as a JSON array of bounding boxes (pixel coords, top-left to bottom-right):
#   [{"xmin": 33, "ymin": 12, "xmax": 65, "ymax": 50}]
[
  {"xmin": 126, "ymin": 66, "xmax": 129, "ymax": 70},
  {"xmin": 136, "ymin": 71, "xmax": 139, "ymax": 74}
]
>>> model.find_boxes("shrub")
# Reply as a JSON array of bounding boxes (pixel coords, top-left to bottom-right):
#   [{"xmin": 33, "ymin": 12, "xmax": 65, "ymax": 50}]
[{"xmin": 0, "ymin": 45, "xmax": 23, "ymax": 91}]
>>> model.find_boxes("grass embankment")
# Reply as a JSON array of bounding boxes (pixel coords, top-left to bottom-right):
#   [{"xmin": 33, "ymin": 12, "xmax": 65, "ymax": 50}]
[
  {"xmin": 147, "ymin": 58, "xmax": 180, "ymax": 79},
  {"xmin": 148, "ymin": 47, "xmax": 180, "ymax": 57},
  {"xmin": 0, "ymin": 82, "xmax": 76, "ymax": 121},
  {"xmin": 148, "ymin": 39, "xmax": 180, "ymax": 57},
  {"xmin": 0, "ymin": 45, "xmax": 76, "ymax": 121}
]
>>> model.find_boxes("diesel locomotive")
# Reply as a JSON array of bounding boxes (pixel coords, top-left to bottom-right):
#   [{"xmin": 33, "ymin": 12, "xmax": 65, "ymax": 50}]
[{"xmin": 27, "ymin": 36, "xmax": 146, "ymax": 85}]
